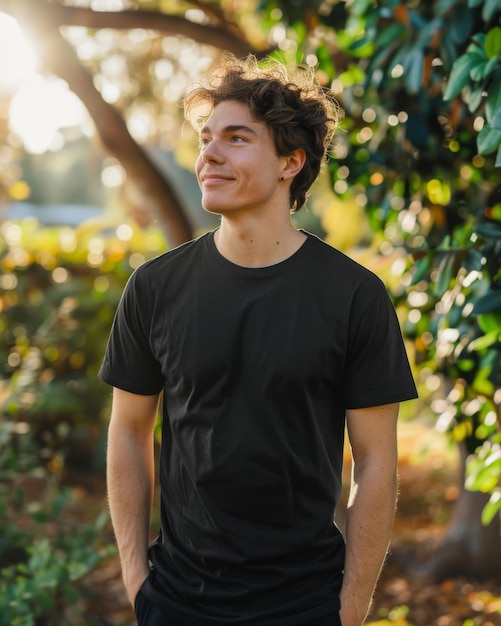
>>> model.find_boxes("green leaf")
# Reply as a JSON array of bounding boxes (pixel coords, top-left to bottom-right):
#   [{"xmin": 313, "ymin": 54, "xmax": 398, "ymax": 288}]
[
  {"xmin": 485, "ymin": 27, "xmax": 501, "ymax": 59},
  {"xmin": 467, "ymin": 0, "xmax": 483, "ymax": 6},
  {"xmin": 468, "ymin": 85, "xmax": 484, "ymax": 112},
  {"xmin": 474, "ymin": 221, "xmax": 501, "ymax": 237},
  {"xmin": 483, "ymin": 56, "xmax": 500, "ymax": 79},
  {"xmin": 404, "ymin": 48, "xmax": 424, "ymax": 94},
  {"xmin": 483, "ymin": 0, "xmax": 501, "ymax": 22},
  {"xmin": 477, "ymin": 312, "xmax": 501, "ymax": 333},
  {"xmin": 486, "ymin": 450, "xmax": 501, "ymax": 470},
  {"xmin": 486, "ymin": 76, "xmax": 501, "ymax": 123},
  {"xmin": 443, "ymin": 53, "xmax": 479, "ymax": 100},
  {"xmin": 349, "ymin": 38, "xmax": 375, "ymax": 58},
  {"xmin": 472, "ymin": 290, "xmax": 501, "ymax": 314},
  {"xmin": 469, "ymin": 330, "xmax": 501, "ymax": 351},
  {"xmin": 482, "ymin": 490, "xmax": 501, "ymax": 525},
  {"xmin": 466, "ymin": 447, "xmax": 501, "ymax": 493},
  {"xmin": 434, "ymin": 254, "xmax": 456, "ymax": 297},
  {"xmin": 468, "ymin": 34, "xmax": 487, "ymax": 54},
  {"xmin": 470, "ymin": 60, "xmax": 487, "ymax": 82},
  {"xmin": 350, "ymin": 0, "xmax": 373, "ymax": 16},
  {"xmin": 464, "ymin": 248, "xmax": 485, "ymax": 271},
  {"xmin": 437, "ymin": 0, "xmax": 460, "ymax": 16},
  {"xmin": 376, "ymin": 23, "xmax": 406, "ymax": 48},
  {"xmin": 477, "ymin": 124, "xmax": 501, "ymax": 155},
  {"xmin": 496, "ymin": 145, "xmax": 501, "ymax": 168},
  {"xmin": 457, "ymin": 358, "xmax": 476, "ymax": 371},
  {"xmin": 491, "ymin": 108, "xmax": 501, "ymax": 131},
  {"xmin": 411, "ymin": 253, "xmax": 433, "ymax": 285}
]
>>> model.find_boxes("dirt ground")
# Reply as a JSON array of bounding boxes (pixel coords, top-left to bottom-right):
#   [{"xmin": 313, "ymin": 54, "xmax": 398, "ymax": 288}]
[{"xmin": 83, "ymin": 421, "xmax": 501, "ymax": 626}]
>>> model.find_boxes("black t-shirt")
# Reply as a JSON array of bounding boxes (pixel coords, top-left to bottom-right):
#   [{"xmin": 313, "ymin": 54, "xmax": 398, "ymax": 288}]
[{"xmin": 99, "ymin": 230, "xmax": 417, "ymax": 624}]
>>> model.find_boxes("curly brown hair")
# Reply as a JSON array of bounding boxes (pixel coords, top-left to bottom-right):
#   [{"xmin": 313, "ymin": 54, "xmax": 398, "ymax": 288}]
[{"xmin": 184, "ymin": 54, "xmax": 340, "ymax": 212}]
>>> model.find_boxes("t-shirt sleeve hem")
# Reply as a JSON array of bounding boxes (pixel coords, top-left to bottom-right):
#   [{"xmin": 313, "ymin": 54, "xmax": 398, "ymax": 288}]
[
  {"xmin": 98, "ymin": 366, "xmax": 163, "ymax": 396},
  {"xmin": 344, "ymin": 387, "xmax": 418, "ymax": 410}
]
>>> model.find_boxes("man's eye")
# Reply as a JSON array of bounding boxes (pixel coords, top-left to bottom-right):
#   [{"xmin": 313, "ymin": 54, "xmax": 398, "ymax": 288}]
[
  {"xmin": 200, "ymin": 136, "xmax": 211, "ymax": 146},
  {"xmin": 230, "ymin": 135, "xmax": 246, "ymax": 143}
]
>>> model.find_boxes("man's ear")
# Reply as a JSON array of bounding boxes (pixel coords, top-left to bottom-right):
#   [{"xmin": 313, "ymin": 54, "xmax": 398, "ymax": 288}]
[{"xmin": 281, "ymin": 148, "xmax": 306, "ymax": 181}]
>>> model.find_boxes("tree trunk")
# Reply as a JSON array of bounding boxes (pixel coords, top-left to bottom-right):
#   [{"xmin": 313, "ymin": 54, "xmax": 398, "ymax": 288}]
[
  {"xmin": 410, "ymin": 442, "xmax": 501, "ymax": 580},
  {"xmin": 1, "ymin": 0, "xmax": 198, "ymax": 246}
]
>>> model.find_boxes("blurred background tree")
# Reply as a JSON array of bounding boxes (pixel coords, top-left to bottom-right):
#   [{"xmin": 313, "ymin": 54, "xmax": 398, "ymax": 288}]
[{"xmin": 0, "ymin": 1, "xmax": 500, "ymax": 616}]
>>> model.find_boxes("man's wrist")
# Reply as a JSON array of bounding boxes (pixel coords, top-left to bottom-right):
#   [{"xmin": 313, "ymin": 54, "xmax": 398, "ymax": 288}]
[
  {"xmin": 339, "ymin": 592, "xmax": 370, "ymax": 626},
  {"xmin": 123, "ymin": 563, "xmax": 150, "ymax": 606}
]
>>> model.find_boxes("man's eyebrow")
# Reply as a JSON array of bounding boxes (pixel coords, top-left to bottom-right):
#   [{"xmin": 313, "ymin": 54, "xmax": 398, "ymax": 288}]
[{"xmin": 200, "ymin": 124, "xmax": 258, "ymax": 136}]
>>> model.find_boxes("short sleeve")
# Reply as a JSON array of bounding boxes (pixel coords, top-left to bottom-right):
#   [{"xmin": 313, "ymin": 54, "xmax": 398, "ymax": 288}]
[
  {"xmin": 343, "ymin": 279, "xmax": 417, "ymax": 409},
  {"xmin": 98, "ymin": 270, "xmax": 164, "ymax": 395}
]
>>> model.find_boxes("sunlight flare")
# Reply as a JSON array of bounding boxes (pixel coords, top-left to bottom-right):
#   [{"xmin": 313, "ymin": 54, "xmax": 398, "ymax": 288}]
[{"xmin": 1, "ymin": 12, "xmax": 89, "ymax": 154}]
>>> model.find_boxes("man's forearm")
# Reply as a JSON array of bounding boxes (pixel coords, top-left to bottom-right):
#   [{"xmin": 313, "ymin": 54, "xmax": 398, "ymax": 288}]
[
  {"xmin": 107, "ymin": 419, "xmax": 155, "ymax": 604},
  {"xmin": 340, "ymin": 462, "xmax": 398, "ymax": 626}
]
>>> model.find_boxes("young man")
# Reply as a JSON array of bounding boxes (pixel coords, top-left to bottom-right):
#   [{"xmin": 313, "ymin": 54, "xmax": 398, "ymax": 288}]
[{"xmin": 100, "ymin": 54, "xmax": 417, "ymax": 626}]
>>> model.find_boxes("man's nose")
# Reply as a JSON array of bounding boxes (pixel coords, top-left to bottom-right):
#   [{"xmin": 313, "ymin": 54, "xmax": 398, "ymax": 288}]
[{"xmin": 201, "ymin": 139, "xmax": 224, "ymax": 163}]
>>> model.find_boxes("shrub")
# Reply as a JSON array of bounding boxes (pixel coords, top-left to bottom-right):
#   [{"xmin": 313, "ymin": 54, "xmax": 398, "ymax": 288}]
[
  {"xmin": 0, "ymin": 217, "xmax": 166, "ymax": 624},
  {"xmin": 0, "ymin": 419, "xmax": 115, "ymax": 625},
  {"xmin": 0, "ymin": 217, "xmax": 165, "ymax": 472}
]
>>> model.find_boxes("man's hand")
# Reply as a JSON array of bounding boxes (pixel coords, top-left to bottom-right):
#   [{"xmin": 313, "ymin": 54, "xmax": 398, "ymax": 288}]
[{"xmin": 124, "ymin": 563, "xmax": 150, "ymax": 606}]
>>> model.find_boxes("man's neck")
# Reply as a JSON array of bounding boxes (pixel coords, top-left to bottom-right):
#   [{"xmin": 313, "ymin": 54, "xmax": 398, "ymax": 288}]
[{"xmin": 214, "ymin": 218, "xmax": 306, "ymax": 268}]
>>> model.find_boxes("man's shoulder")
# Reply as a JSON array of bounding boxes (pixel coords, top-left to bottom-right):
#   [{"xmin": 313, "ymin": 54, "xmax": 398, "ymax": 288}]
[
  {"xmin": 134, "ymin": 232, "xmax": 210, "ymax": 276},
  {"xmin": 305, "ymin": 232, "xmax": 384, "ymax": 287}
]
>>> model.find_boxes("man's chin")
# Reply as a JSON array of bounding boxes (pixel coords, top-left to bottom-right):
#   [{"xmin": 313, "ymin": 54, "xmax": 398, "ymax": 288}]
[{"xmin": 202, "ymin": 203, "xmax": 229, "ymax": 216}]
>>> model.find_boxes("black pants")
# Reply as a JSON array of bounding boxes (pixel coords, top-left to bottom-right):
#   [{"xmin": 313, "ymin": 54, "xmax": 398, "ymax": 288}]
[
  {"xmin": 134, "ymin": 589, "xmax": 342, "ymax": 626},
  {"xmin": 135, "ymin": 589, "xmax": 171, "ymax": 626}
]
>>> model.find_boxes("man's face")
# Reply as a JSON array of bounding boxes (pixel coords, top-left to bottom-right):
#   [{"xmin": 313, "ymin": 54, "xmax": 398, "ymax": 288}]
[{"xmin": 195, "ymin": 100, "xmax": 287, "ymax": 216}]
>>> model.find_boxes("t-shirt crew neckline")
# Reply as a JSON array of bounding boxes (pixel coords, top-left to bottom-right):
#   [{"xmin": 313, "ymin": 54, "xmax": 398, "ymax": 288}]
[{"xmin": 206, "ymin": 229, "xmax": 314, "ymax": 277}]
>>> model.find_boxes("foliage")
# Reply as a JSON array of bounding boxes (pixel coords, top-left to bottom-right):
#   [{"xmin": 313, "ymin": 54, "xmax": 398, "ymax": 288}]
[
  {"xmin": 0, "ymin": 418, "xmax": 115, "ymax": 625},
  {"xmin": 466, "ymin": 434, "xmax": 501, "ymax": 524},
  {"xmin": 258, "ymin": 0, "xmax": 501, "ymax": 523},
  {"xmin": 0, "ymin": 217, "xmax": 166, "ymax": 471},
  {"xmin": 0, "ymin": 217, "xmax": 166, "ymax": 623}
]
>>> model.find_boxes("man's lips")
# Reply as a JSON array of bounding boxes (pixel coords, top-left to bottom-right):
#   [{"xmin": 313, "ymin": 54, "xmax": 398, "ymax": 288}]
[{"xmin": 201, "ymin": 174, "xmax": 234, "ymax": 184}]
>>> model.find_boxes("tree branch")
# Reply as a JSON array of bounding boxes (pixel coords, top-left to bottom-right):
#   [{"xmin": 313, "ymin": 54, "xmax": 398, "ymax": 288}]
[
  {"xmin": 7, "ymin": 0, "xmax": 273, "ymax": 58},
  {"xmin": 1, "ymin": 0, "xmax": 194, "ymax": 246}
]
